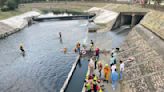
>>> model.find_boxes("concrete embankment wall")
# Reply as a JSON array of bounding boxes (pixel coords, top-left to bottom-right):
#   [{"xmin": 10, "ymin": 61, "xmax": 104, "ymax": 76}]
[
  {"xmin": 118, "ymin": 11, "xmax": 164, "ymax": 92},
  {"xmin": 140, "ymin": 11, "xmax": 164, "ymax": 40},
  {"xmin": 0, "ymin": 11, "xmax": 40, "ymax": 39},
  {"xmin": 87, "ymin": 7, "xmax": 119, "ymax": 32},
  {"xmin": 0, "ymin": 22, "xmax": 16, "ymax": 38}
]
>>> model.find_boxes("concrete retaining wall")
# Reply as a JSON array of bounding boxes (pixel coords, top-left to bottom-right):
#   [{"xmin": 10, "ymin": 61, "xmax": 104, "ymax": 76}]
[
  {"xmin": 87, "ymin": 7, "xmax": 119, "ymax": 31},
  {"xmin": 118, "ymin": 24, "xmax": 164, "ymax": 92},
  {"xmin": 140, "ymin": 11, "xmax": 164, "ymax": 40},
  {"xmin": 0, "ymin": 11, "xmax": 40, "ymax": 39}
]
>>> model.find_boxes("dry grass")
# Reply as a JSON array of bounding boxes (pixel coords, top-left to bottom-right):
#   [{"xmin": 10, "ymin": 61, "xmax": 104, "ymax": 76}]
[
  {"xmin": 103, "ymin": 3, "xmax": 150, "ymax": 12},
  {"xmin": 19, "ymin": 2, "xmax": 107, "ymax": 12},
  {"xmin": 0, "ymin": 10, "xmax": 23, "ymax": 20}
]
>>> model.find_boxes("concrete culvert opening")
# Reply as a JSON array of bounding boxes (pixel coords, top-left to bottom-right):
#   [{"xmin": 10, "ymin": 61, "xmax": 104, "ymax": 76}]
[
  {"xmin": 111, "ymin": 12, "xmax": 146, "ymax": 30},
  {"xmin": 121, "ymin": 15, "xmax": 132, "ymax": 25}
]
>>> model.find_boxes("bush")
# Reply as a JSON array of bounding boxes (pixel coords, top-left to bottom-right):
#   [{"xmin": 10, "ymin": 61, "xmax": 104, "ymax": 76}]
[
  {"xmin": 1, "ymin": 5, "xmax": 9, "ymax": 11},
  {"xmin": 5, "ymin": 0, "xmax": 19, "ymax": 10}
]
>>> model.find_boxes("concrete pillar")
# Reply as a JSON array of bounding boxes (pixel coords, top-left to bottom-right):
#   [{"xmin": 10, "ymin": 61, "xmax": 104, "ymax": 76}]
[
  {"xmin": 120, "ymin": 14, "xmax": 124, "ymax": 27},
  {"xmin": 131, "ymin": 14, "xmax": 136, "ymax": 27}
]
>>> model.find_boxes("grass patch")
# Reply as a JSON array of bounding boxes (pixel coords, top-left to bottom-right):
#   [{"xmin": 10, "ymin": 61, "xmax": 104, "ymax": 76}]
[
  {"xmin": 0, "ymin": 1, "xmax": 107, "ymax": 20},
  {"xmin": 0, "ymin": 10, "xmax": 22, "ymax": 20}
]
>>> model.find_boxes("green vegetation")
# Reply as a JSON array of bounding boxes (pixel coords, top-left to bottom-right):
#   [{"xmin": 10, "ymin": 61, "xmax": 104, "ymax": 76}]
[
  {"xmin": 0, "ymin": 10, "xmax": 22, "ymax": 19},
  {"xmin": 0, "ymin": 0, "xmax": 20, "ymax": 11},
  {"xmin": 0, "ymin": 2, "xmax": 107, "ymax": 20}
]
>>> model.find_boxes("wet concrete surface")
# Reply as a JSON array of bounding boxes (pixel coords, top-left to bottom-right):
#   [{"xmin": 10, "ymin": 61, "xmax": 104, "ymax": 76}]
[{"xmin": 0, "ymin": 20, "xmax": 131, "ymax": 92}]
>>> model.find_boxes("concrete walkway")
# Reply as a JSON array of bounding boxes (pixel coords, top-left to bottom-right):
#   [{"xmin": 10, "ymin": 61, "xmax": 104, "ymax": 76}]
[{"xmin": 82, "ymin": 53, "xmax": 121, "ymax": 92}]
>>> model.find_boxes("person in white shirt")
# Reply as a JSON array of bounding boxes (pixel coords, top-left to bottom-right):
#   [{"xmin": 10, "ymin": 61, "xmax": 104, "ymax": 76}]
[
  {"xmin": 120, "ymin": 60, "xmax": 124, "ymax": 80},
  {"xmin": 111, "ymin": 64, "xmax": 116, "ymax": 73},
  {"xmin": 88, "ymin": 57, "xmax": 94, "ymax": 76}
]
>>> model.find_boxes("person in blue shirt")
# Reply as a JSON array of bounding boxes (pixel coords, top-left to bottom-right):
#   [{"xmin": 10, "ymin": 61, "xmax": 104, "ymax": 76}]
[{"xmin": 111, "ymin": 69, "xmax": 119, "ymax": 90}]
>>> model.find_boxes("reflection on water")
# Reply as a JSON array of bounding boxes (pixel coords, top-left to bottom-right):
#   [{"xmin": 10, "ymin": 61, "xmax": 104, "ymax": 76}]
[{"xmin": 0, "ymin": 20, "xmax": 130, "ymax": 92}]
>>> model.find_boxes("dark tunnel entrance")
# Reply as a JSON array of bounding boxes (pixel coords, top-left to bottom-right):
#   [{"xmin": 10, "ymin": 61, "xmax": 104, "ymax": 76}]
[
  {"xmin": 121, "ymin": 15, "xmax": 132, "ymax": 25},
  {"xmin": 111, "ymin": 12, "xmax": 146, "ymax": 30}
]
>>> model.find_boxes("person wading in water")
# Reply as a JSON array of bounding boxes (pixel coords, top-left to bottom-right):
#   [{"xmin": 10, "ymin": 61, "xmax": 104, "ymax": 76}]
[
  {"xmin": 19, "ymin": 44, "xmax": 25, "ymax": 56},
  {"xmin": 59, "ymin": 32, "xmax": 62, "ymax": 38}
]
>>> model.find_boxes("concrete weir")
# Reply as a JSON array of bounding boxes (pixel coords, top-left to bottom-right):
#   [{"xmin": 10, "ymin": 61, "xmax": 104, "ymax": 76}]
[
  {"xmin": 33, "ymin": 14, "xmax": 96, "ymax": 21},
  {"xmin": 111, "ymin": 12, "xmax": 146, "ymax": 30}
]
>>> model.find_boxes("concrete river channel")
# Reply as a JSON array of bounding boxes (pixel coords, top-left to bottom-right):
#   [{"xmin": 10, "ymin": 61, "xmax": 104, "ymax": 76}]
[{"xmin": 0, "ymin": 18, "xmax": 131, "ymax": 92}]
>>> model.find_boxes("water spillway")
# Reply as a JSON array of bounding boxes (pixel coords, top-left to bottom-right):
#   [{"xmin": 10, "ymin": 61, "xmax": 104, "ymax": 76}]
[
  {"xmin": 111, "ymin": 12, "xmax": 146, "ymax": 30},
  {"xmin": 33, "ymin": 14, "xmax": 95, "ymax": 21}
]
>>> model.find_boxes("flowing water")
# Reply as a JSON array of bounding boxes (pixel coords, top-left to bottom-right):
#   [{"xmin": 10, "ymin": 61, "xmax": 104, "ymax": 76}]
[{"xmin": 0, "ymin": 20, "xmax": 130, "ymax": 92}]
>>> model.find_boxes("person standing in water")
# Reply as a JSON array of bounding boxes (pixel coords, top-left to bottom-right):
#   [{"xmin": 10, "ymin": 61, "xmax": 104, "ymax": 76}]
[
  {"xmin": 19, "ymin": 44, "xmax": 25, "ymax": 56},
  {"xmin": 59, "ymin": 32, "xmax": 62, "ymax": 38}
]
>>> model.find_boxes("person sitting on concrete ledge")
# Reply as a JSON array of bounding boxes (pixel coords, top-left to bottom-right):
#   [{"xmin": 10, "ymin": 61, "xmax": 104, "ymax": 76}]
[{"xmin": 76, "ymin": 42, "xmax": 81, "ymax": 54}]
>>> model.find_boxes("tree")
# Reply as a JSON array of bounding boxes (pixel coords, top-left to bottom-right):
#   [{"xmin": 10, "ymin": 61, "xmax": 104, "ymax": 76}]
[
  {"xmin": 5, "ymin": 0, "xmax": 19, "ymax": 10},
  {"xmin": 0, "ymin": 0, "xmax": 6, "ymax": 7}
]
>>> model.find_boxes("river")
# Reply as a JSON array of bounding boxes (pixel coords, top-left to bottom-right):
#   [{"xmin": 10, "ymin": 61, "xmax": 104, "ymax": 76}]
[{"xmin": 0, "ymin": 20, "xmax": 130, "ymax": 92}]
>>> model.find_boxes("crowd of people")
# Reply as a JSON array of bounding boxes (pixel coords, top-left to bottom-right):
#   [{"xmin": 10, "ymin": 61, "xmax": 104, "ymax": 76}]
[
  {"xmin": 72, "ymin": 39, "xmax": 125, "ymax": 92},
  {"xmin": 80, "ymin": 41, "xmax": 125, "ymax": 92}
]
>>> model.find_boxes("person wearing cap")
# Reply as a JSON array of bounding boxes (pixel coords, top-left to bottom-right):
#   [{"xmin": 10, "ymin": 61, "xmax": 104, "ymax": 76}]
[
  {"xmin": 92, "ymin": 74, "xmax": 98, "ymax": 92},
  {"xmin": 103, "ymin": 64, "xmax": 110, "ymax": 83},
  {"xmin": 85, "ymin": 82, "xmax": 91, "ymax": 92}
]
